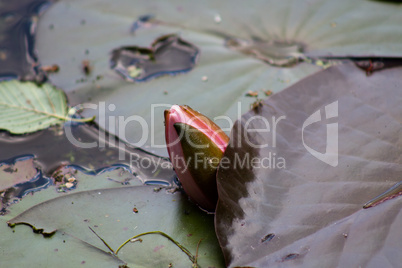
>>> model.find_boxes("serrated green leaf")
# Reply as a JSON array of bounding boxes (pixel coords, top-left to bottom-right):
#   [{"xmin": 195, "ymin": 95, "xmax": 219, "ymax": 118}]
[
  {"xmin": 0, "ymin": 80, "xmax": 68, "ymax": 134},
  {"xmin": 0, "ymin": 80, "xmax": 94, "ymax": 134}
]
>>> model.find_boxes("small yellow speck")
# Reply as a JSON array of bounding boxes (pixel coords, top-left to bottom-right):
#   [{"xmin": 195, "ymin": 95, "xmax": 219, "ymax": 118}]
[
  {"xmin": 65, "ymin": 182, "xmax": 74, "ymax": 188},
  {"xmin": 127, "ymin": 65, "xmax": 143, "ymax": 78}
]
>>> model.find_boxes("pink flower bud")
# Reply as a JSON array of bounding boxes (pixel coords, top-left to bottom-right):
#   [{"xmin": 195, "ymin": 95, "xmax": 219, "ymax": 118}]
[{"xmin": 164, "ymin": 105, "xmax": 229, "ymax": 212}]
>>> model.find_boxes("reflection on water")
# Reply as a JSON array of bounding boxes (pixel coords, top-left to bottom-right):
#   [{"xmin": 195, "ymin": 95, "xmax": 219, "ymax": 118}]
[
  {"xmin": 0, "ymin": 0, "xmax": 52, "ymax": 81},
  {"xmin": 0, "ymin": 122, "xmax": 175, "ymax": 182},
  {"xmin": 0, "ymin": 154, "xmax": 51, "ymax": 214},
  {"xmin": 0, "ymin": 123, "xmax": 177, "ymax": 215}
]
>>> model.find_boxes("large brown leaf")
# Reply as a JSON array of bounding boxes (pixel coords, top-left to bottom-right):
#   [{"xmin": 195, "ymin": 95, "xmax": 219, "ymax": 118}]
[{"xmin": 216, "ymin": 63, "xmax": 402, "ymax": 267}]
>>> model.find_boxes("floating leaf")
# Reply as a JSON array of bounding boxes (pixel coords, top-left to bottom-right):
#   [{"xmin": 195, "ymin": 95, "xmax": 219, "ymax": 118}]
[
  {"xmin": 0, "ymin": 80, "xmax": 93, "ymax": 134},
  {"xmin": 7, "ymin": 186, "xmax": 225, "ymax": 267},
  {"xmin": 215, "ymin": 63, "xmax": 402, "ymax": 267},
  {"xmin": 35, "ymin": 0, "xmax": 402, "ymax": 155},
  {"xmin": 0, "ymin": 154, "xmax": 223, "ymax": 267},
  {"xmin": 0, "ymin": 223, "xmax": 126, "ymax": 267}
]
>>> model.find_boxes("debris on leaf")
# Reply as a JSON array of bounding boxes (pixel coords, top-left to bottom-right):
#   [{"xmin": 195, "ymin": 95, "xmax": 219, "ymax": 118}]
[
  {"xmin": 82, "ymin": 60, "xmax": 92, "ymax": 75},
  {"xmin": 250, "ymin": 99, "xmax": 264, "ymax": 111},
  {"xmin": 264, "ymin": 89, "xmax": 273, "ymax": 96},
  {"xmin": 245, "ymin": 90, "xmax": 258, "ymax": 97},
  {"xmin": 363, "ymin": 181, "xmax": 402, "ymax": 209},
  {"xmin": 40, "ymin": 64, "xmax": 59, "ymax": 73},
  {"xmin": 130, "ymin": 14, "xmax": 157, "ymax": 33}
]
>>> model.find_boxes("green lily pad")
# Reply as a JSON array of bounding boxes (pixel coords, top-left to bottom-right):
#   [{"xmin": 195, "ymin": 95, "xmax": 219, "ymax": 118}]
[
  {"xmin": 7, "ymin": 186, "xmax": 224, "ymax": 267},
  {"xmin": 0, "ymin": 223, "xmax": 126, "ymax": 267},
  {"xmin": 35, "ymin": 0, "xmax": 402, "ymax": 154},
  {"xmin": 215, "ymin": 63, "xmax": 402, "ymax": 267},
  {"xmin": 35, "ymin": 0, "xmax": 340, "ymax": 156},
  {"xmin": 0, "ymin": 155, "xmax": 223, "ymax": 267}
]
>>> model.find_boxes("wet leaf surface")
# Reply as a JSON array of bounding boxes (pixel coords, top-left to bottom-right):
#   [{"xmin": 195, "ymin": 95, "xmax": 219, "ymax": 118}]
[
  {"xmin": 224, "ymin": 38, "xmax": 304, "ymax": 67},
  {"xmin": 0, "ymin": 223, "xmax": 126, "ymax": 267},
  {"xmin": 111, "ymin": 34, "xmax": 199, "ymax": 82},
  {"xmin": 7, "ymin": 185, "xmax": 224, "ymax": 267},
  {"xmin": 35, "ymin": 0, "xmax": 402, "ymax": 156},
  {"xmin": 34, "ymin": 0, "xmax": 329, "ymax": 156},
  {"xmin": 2, "ymin": 1, "xmax": 402, "ymax": 267},
  {"xmin": 1, "ymin": 154, "xmax": 224, "ymax": 267},
  {"xmin": 215, "ymin": 63, "xmax": 402, "ymax": 267}
]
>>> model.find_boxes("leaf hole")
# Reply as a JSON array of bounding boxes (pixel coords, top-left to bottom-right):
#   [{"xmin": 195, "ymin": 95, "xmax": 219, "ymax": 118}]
[{"xmin": 260, "ymin": 233, "xmax": 275, "ymax": 243}]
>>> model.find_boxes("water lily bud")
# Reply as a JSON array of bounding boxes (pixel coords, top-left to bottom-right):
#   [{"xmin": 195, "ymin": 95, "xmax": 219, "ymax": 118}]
[{"xmin": 164, "ymin": 105, "xmax": 229, "ymax": 212}]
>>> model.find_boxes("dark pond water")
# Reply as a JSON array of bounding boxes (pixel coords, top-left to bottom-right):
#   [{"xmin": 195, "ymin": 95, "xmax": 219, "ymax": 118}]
[{"xmin": 0, "ymin": 0, "xmax": 52, "ymax": 81}]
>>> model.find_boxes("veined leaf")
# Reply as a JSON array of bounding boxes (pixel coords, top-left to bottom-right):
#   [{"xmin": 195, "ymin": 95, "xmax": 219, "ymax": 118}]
[
  {"xmin": 6, "ymin": 185, "xmax": 225, "ymax": 267},
  {"xmin": 215, "ymin": 63, "xmax": 402, "ymax": 267},
  {"xmin": 35, "ymin": 0, "xmax": 402, "ymax": 156},
  {"xmin": 0, "ymin": 80, "xmax": 93, "ymax": 134}
]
